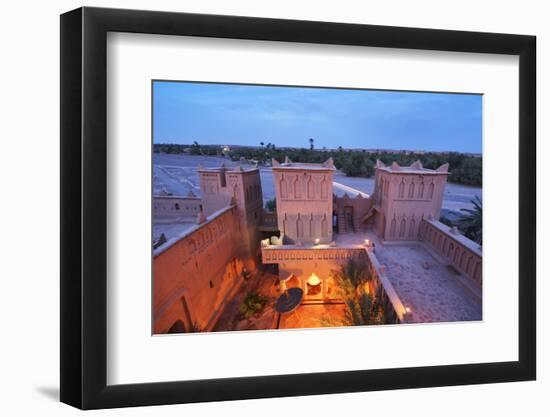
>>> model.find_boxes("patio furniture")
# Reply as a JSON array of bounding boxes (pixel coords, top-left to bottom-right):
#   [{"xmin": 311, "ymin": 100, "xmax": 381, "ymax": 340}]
[{"xmin": 275, "ymin": 287, "xmax": 304, "ymax": 316}]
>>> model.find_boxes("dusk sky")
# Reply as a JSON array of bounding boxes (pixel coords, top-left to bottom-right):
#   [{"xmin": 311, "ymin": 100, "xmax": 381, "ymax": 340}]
[{"xmin": 153, "ymin": 81, "xmax": 482, "ymax": 153}]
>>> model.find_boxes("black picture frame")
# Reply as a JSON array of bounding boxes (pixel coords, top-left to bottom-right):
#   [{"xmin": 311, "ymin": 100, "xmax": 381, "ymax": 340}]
[{"xmin": 60, "ymin": 6, "xmax": 536, "ymax": 410}]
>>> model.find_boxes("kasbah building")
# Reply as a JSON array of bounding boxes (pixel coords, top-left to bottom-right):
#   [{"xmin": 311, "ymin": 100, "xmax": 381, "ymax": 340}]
[{"xmin": 153, "ymin": 158, "xmax": 482, "ymax": 333}]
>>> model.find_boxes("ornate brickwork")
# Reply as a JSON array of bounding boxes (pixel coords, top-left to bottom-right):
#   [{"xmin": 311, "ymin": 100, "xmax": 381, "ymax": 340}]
[{"xmin": 272, "ymin": 158, "xmax": 335, "ymax": 244}]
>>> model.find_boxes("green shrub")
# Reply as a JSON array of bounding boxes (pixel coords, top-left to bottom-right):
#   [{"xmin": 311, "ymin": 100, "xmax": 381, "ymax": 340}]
[
  {"xmin": 239, "ymin": 292, "xmax": 268, "ymax": 319},
  {"xmin": 265, "ymin": 198, "xmax": 277, "ymax": 212}
]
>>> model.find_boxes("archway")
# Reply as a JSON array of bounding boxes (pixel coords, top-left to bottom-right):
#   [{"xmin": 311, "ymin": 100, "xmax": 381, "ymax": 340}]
[{"xmin": 284, "ymin": 274, "xmax": 300, "ymax": 290}]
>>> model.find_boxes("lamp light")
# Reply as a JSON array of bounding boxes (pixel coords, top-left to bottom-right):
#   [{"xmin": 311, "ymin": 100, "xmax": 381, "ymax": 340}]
[{"xmin": 307, "ymin": 273, "xmax": 321, "ymax": 286}]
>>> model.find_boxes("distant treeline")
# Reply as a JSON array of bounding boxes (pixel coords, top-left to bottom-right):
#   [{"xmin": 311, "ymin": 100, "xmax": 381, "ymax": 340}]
[{"xmin": 153, "ymin": 143, "xmax": 482, "ymax": 186}]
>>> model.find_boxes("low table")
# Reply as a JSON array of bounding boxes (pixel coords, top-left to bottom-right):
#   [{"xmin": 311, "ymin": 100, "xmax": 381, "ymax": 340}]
[{"xmin": 275, "ymin": 287, "xmax": 304, "ymax": 316}]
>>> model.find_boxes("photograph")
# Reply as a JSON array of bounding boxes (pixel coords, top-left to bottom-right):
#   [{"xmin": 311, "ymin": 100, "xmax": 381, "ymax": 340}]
[
  {"xmin": 152, "ymin": 81, "xmax": 483, "ymax": 334},
  {"xmin": 1, "ymin": 0, "xmax": 542, "ymax": 413}
]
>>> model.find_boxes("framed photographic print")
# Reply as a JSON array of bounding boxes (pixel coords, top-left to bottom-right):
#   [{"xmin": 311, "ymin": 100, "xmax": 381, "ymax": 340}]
[{"xmin": 60, "ymin": 6, "xmax": 536, "ymax": 409}]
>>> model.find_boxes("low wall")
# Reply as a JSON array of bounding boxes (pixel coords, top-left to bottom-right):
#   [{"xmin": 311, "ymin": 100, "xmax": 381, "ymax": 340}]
[
  {"xmin": 364, "ymin": 250, "xmax": 411, "ymax": 323},
  {"xmin": 419, "ymin": 219, "xmax": 482, "ymax": 286},
  {"xmin": 260, "ymin": 210, "xmax": 278, "ymax": 228},
  {"xmin": 153, "ymin": 205, "xmax": 252, "ymax": 333},
  {"xmin": 262, "ymin": 246, "xmax": 364, "ymax": 301},
  {"xmin": 262, "ymin": 245, "xmax": 362, "ymax": 265},
  {"xmin": 153, "ymin": 195, "xmax": 202, "ymax": 219}
]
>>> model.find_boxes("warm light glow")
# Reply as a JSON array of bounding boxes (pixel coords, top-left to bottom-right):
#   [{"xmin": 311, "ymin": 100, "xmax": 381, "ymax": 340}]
[
  {"xmin": 405, "ymin": 307, "xmax": 411, "ymax": 313},
  {"xmin": 307, "ymin": 273, "xmax": 321, "ymax": 286},
  {"xmin": 364, "ymin": 282, "xmax": 371, "ymax": 294},
  {"xmin": 315, "ymin": 238, "xmax": 320, "ymax": 244}
]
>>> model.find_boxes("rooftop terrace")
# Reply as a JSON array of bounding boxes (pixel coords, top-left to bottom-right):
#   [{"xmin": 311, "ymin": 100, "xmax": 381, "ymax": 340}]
[
  {"xmin": 370, "ymin": 238, "xmax": 481, "ymax": 323},
  {"xmin": 376, "ymin": 159, "xmax": 450, "ymax": 175},
  {"xmin": 311, "ymin": 231, "xmax": 481, "ymax": 323}
]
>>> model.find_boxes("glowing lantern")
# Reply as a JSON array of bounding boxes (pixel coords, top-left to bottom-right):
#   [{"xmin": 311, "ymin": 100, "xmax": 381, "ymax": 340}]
[{"xmin": 307, "ymin": 273, "xmax": 321, "ymax": 286}]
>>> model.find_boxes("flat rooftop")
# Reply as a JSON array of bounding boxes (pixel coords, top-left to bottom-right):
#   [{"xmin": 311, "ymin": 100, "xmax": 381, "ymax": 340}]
[
  {"xmin": 334, "ymin": 232, "xmax": 481, "ymax": 323},
  {"xmin": 272, "ymin": 157, "xmax": 335, "ymax": 171},
  {"xmin": 373, "ymin": 243, "xmax": 481, "ymax": 323},
  {"xmin": 197, "ymin": 165, "xmax": 258, "ymax": 173}
]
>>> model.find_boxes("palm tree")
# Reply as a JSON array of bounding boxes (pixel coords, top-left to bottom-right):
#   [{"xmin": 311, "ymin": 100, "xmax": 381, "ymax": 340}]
[
  {"xmin": 260, "ymin": 141, "xmax": 265, "ymax": 148},
  {"xmin": 190, "ymin": 140, "xmax": 201, "ymax": 155},
  {"xmin": 309, "ymin": 137, "xmax": 314, "ymax": 150},
  {"xmin": 330, "ymin": 257, "xmax": 380, "ymax": 325},
  {"xmin": 458, "ymin": 196, "xmax": 482, "ymax": 244}
]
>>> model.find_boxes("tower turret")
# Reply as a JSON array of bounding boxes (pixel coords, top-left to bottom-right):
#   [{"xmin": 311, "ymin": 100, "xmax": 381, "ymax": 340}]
[{"xmin": 373, "ymin": 160, "xmax": 449, "ymax": 241}]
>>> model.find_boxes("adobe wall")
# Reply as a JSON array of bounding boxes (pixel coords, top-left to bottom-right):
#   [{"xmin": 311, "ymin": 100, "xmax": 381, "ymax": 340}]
[
  {"xmin": 153, "ymin": 196, "xmax": 202, "ymax": 219},
  {"xmin": 227, "ymin": 169, "xmax": 264, "ymax": 261},
  {"xmin": 375, "ymin": 168, "xmax": 447, "ymax": 241},
  {"xmin": 198, "ymin": 167, "xmax": 263, "ymax": 268},
  {"xmin": 419, "ymin": 219, "xmax": 482, "ymax": 286},
  {"xmin": 364, "ymin": 249, "xmax": 412, "ymax": 323},
  {"xmin": 272, "ymin": 168, "xmax": 334, "ymax": 244},
  {"xmin": 198, "ymin": 170, "xmax": 233, "ymax": 216},
  {"xmin": 333, "ymin": 194, "xmax": 375, "ymax": 231},
  {"xmin": 265, "ymin": 247, "xmax": 364, "ymax": 301},
  {"xmin": 260, "ymin": 210, "xmax": 278, "ymax": 230},
  {"xmin": 153, "ymin": 206, "xmax": 253, "ymax": 333}
]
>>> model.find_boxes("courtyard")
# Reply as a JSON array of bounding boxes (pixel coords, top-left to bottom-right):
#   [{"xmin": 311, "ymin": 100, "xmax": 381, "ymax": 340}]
[
  {"xmin": 212, "ymin": 228, "xmax": 482, "ymax": 332},
  {"xmin": 213, "ymin": 270, "xmax": 349, "ymax": 332}
]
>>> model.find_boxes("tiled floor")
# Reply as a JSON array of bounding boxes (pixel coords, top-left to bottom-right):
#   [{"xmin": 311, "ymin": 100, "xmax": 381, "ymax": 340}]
[
  {"xmin": 335, "ymin": 231, "xmax": 481, "ymax": 323},
  {"xmin": 375, "ymin": 245, "xmax": 482, "ymax": 323}
]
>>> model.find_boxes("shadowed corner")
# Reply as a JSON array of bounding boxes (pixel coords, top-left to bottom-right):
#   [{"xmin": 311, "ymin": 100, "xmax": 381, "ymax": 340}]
[{"xmin": 36, "ymin": 386, "xmax": 59, "ymax": 401}]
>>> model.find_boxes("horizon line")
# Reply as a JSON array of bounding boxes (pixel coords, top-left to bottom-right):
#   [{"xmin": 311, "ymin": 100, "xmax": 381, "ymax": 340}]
[{"xmin": 153, "ymin": 142, "xmax": 482, "ymax": 155}]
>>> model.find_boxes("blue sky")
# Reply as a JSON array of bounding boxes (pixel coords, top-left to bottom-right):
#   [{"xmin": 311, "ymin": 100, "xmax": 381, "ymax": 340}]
[{"xmin": 153, "ymin": 81, "xmax": 482, "ymax": 153}]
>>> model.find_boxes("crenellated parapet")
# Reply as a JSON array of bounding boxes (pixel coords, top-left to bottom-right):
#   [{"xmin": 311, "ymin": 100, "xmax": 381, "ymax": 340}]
[{"xmin": 419, "ymin": 218, "xmax": 482, "ymax": 286}]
